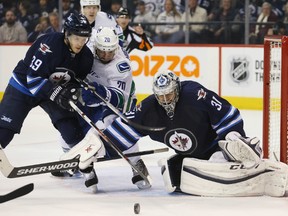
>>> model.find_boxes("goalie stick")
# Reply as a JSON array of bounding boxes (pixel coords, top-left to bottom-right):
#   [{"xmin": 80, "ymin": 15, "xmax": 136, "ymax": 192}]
[
  {"xmin": 97, "ymin": 147, "xmax": 169, "ymax": 162},
  {"xmin": 69, "ymin": 101, "xmax": 152, "ymax": 186},
  {"xmin": 75, "ymin": 77, "xmax": 165, "ymax": 132},
  {"xmin": 0, "ymin": 183, "xmax": 34, "ymax": 204},
  {"xmin": 0, "ymin": 146, "xmax": 168, "ymax": 178}
]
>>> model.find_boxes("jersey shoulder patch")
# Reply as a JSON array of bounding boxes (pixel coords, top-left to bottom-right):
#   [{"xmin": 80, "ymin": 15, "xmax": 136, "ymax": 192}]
[{"xmin": 116, "ymin": 61, "xmax": 131, "ymax": 73}]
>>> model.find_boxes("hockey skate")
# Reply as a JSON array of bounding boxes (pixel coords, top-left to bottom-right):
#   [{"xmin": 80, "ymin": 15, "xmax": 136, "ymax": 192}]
[
  {"xmin": 131, "ymin": 159, "xmax": 152, "ymax": 189},
  {"xmin": 80, "ymin": 164, "xmax": 98, "ymax": 193}
]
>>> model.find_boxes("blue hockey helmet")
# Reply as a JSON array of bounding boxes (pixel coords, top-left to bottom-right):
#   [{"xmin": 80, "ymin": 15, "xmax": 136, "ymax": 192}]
[
  {"xmin": 153, "ymin": 70, "xmax": 181, "ymax": 119},
  {"xmin": 64, "ymin": 13, "xmax": 91, "ymax": 37}
]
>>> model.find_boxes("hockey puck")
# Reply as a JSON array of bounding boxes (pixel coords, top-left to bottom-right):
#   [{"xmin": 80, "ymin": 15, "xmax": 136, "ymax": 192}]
[{"xmin": 134, "ymin": 203, "xmax": 140, "ymax": 214}]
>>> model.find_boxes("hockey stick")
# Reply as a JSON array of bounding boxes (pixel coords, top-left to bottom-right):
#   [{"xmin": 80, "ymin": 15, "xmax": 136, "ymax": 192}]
[
  {"xmin": 97, "ymin": 147, "xmax": 169, "ymax": 162},
  {"xmin": 0, "ymin": 147, "xmax": 80, "ymax": 178},
  {"xmin": 69, "ymin": 101, "xmax": 152, "ymax": 186},
  {"xmin": 75, "ymin": 77, "xmax": 165, "ymax": 132},
  {"xmin": 0, "ymin": 183, "xmax": 34, "ymax": 204},
  {"xmin": 0, "ymin": 146, "xmax": 167, "ymax": 178}
]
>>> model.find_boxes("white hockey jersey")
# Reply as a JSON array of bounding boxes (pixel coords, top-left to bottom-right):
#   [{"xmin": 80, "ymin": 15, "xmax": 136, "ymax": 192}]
[
  {"xmin": 87, "ymin": 11, "xmax": 124, "ymax": 55},
  {"xmin": 86, "ymin": 46, "xmax": 134, "ymax": 112}
]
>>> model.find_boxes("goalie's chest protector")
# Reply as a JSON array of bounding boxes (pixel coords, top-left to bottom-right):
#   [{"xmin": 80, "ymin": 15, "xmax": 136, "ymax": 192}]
[
  {"xmin": 161, "ymin": 104, "xmax": 217, "ymax": 159},
  {"xmin": 141, "ymin": 84, "xmax": 218, "ymax": 159}
]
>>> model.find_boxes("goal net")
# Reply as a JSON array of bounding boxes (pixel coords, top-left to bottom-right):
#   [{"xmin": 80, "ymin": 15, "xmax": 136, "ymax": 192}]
[{"xmin": 263, "ymin": 36, "xmax": 288, "ymax": 164}]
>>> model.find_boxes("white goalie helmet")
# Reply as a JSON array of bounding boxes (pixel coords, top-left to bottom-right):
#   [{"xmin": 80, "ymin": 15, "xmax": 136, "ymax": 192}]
[
  {"xmin": 153, "ymin": 70, "xmax": 181, "ymax": 119},
  {"xmin": 94, "ymin": 27, "xmax": 119, "ymax": 52}
]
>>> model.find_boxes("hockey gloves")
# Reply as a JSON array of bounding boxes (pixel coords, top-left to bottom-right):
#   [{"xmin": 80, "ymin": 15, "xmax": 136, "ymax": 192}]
[
  {"xmin": 81, "ymin": 82, "xmax": 110, "ymax": 107},
  {"xmin": 49, "ymin": 82, "xmax": 80, "ymax": 111}
]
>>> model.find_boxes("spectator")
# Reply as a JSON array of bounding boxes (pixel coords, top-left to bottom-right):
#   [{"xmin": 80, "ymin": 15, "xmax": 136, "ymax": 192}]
[
  {"xmin": 140, "ymin": 0, "xmax": 183, "ymax": 17},
  {"xmin": 99, "ymin": 0, "xmax": 112, "ymax": 13},
  {"xmin": 268, "ymin": 0, "xmax": 285, "ymax": 20},
  {"xmin": 116, "ymin": 7, "xmax": 153, "ymax": 53},
  {"xmin": 249, "ymin": 2, "xmax": 278, "ymax": 44},
  {"xmin": 268, "ymin": 20, "xmax": 287, "ymax": 36},
  {"xmin": 205, "ymin": 0, "xmax": 237, "ymax": 44},
  {"xmin": 62, "ymin": 0, "xmax": 79, "ymax": 25},
  {"xmin": 32, "ymin": 0, "xmax": 57, "ymax": 18},
  {"xmin": 195, "ymin": 0, "xmax": 216, "ymax": 14},
  {"xmin": 231, "ymin": 0, "xmax": 260, "ymax": 44},
  {"xmin": 181, "ymin": 0, "xmax": 208, "ymax": 44},
  {"xmin": 0, "ymin": 9, "xmax": 27, "ymax": 43},
  {"xmin": 126, "ymin": 0, "xmax": 139, "ymax": 18},
  {"xmin": 153, "ymin": 0, "xmax": 184, "ymax": 44},
  {"xmin": 17, "ymin": 0, "xmax": 36, "ymax": 35},
  {"xmin": 133, "ymin": 1, "xmax": 156, "ymax": 37},
  {"xmin": 27, "ymin": 16, "xmax": 49, "ymax": 42},
  {"xmin": 44, "ymin": 12, "xmax": 60, "ymax": 33},
  {"xmin": 0, "ymin": 1, "xmax": 17, "ymax": 25},
  {"xmin": 106, "ymin": 0, "xmax": 122, "ymax": 19},
  {"xmin": 282, "ymin": 1, "xmax": 288, "ymax": 24}
]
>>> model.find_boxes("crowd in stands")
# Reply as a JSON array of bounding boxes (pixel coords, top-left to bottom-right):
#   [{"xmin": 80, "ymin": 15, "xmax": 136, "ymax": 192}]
[{"xmin": 0, "ymin": 0, "xmax": 288, "ymax": 44}]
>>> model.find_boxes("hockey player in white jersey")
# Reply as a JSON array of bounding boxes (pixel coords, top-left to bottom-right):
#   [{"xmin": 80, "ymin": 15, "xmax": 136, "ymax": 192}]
[
  {"xmin": 82, "ymin": 26, "xmax": 134, "ymax": 124},
  {"xmin": 80, "ymin": 0, "xmax": 124, "ymax": 53},
  {"xmin": 54, "ymin": 26, "xmax": 151, "ymax": 192}
]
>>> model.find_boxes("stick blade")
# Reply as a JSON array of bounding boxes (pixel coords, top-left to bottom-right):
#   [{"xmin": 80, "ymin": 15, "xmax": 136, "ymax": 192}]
[{"xmin": 0, "ymin": 183, "xmax": 34, "ymax": 204}]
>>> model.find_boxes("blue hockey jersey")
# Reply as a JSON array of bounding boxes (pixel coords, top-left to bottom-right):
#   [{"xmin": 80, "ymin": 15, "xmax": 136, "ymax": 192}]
[
  {"xmin": 10, "ymin": 32, "xmax": 93, "ymax": 99},
  {"xmin": 104, "ymin": 80, "xmax": 246, "ymax": 159}
]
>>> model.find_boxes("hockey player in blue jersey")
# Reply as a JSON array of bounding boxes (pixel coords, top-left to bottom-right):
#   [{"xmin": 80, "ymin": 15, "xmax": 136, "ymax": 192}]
[
  {"xmin": 99, "ymin": 70, "xmax": 288, "ymax": 197},
  {"xmin": 0, "ymin": 13, "xmax": 93, "ymax": 154},
  {"xmin": 103, "ymin": 70, "xmax": 247, "ymax": 162}
]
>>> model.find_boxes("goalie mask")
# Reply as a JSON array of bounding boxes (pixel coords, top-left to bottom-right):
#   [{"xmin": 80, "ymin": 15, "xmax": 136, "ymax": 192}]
[
  {"xmin": 153, "ymin": 70, "xmax": 181, "ymax": 119},
  {"xmin": 93, "ymin": 27, "xmax": 119, "ymax": 62}
]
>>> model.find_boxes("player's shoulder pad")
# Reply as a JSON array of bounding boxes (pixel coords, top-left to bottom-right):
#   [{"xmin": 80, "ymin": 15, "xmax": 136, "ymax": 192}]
[
  {"xmin": 181, "ymin": 80, "xmax": 204, "ymax": 94},
  {"xmin": 97, "ymin": 11, "xmax": 116, "ymax": 22},
  {"xmin": 35, "ymin": 32, "xmax": 63, "ymax": 54},
  {"xmin": 180, "ymin": 80, "xmax": 210, "ymax": 101}
]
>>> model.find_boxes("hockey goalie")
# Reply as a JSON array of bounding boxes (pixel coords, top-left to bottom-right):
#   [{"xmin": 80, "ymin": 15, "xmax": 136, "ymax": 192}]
[{"xmin": 100, "ymin": 70, "xmax": 288, "ymax": 197}]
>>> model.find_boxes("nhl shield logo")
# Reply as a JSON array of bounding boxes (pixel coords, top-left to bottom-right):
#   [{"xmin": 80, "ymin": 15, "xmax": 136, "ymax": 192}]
[{"xmin": 230, "ymin": 58, "xmax": 249, "ymax": 83}]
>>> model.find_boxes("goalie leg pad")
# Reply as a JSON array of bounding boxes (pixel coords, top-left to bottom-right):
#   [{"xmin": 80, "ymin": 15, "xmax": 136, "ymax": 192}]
[
  {"xmin": 60, "ymin": 128, "xmax": 104, "ymax": 170},
  {"xmin": 158, "ymin": 158, "xmax": 176, "ymax": 193},
  {"xmin": 180, "ymin": 158, "xmax": 267, "ymax": 197},
  {"xmin": 158, "ymin": 154, "xmax": 184, "ymax": 193},
  {"xmin": 264, "ymin": 159, "xmax": 288, "ymax": 197}
]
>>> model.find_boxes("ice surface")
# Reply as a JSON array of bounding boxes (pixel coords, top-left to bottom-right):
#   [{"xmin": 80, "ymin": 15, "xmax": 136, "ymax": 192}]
[{"xmin": 1, "ymin": 108, "xmax": 287, "ymax": 215}]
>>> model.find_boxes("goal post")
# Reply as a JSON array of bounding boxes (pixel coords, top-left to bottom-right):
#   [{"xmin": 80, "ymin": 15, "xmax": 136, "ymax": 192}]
[{"xmin": 263, "ymin": 35, "xmax": 288, "ymax": 163}]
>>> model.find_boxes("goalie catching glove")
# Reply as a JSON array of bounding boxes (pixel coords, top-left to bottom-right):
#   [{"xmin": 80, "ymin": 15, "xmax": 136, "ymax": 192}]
[
  {"xmin": 49, "ymin": 82, "xmax": 80, "ymax": 111},
  {"xmin": 218, "ymin": 131, "xmax": 262, "ymax": 168}
]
